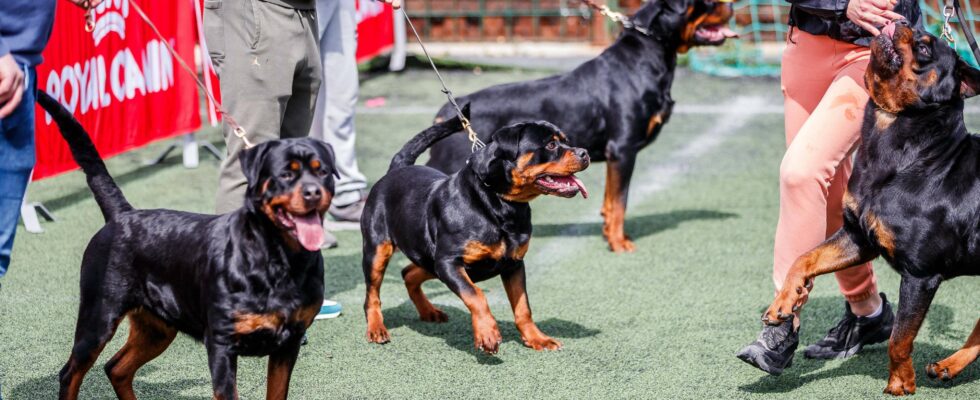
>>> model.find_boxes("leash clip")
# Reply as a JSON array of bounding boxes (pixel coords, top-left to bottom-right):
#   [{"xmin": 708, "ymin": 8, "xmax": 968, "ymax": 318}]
[
  {"xmin": 233, "ymin": 126, "xmax": 255, "ymax": 149},
  {"xmin": 462, "ymin": 118, "xmax": 485, "ymax": 153},
  {"xmin": 942, "ymin": 4, "xmax": 956, "ymax": 45}
]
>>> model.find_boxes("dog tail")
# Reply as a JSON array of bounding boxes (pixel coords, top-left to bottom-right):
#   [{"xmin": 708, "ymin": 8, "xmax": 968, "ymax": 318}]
[
  {"xmin": 36, "ymin": 91, "xmax": 133, "ymax": 221},
  {"xmin": 388, "ymin": 104, "xmax": 469, "ymax": 172}
]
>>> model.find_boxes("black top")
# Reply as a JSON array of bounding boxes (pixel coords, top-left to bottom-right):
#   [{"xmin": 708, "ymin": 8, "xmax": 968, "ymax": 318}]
[{"xmin": 787, "ymin": 0, "xmax": 923, "ymax": 46}]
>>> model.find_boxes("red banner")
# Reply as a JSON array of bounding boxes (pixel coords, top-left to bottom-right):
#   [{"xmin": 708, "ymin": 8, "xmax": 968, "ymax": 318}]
[
  {"xmin": 356, "ymin": 0, "xmax": 395, "ymax": 63},
  {"xmin": 33, "ymin": 0, "xmax": 201, "ymax": 180}
]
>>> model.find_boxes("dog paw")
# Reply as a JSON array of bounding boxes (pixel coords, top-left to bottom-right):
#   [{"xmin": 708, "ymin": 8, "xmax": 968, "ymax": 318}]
[
  {"xmin": 473, "ymin": 323, "xmax": 503, "ymax": 355},
  {"xmin": 927, "ymin": 358, "xmax": 968, "ymax": 382},
  {"xmin": 926, "ymin": 363, "xmax": 950, "ymax": 381},
  {"xmin": 418, "ymin": 307, "xmax": 449, "ymax": 323},
  {"xmin": 366, "ymin": 323, "xmax": 391, "ymax": 344},
  {"xmin": 608, "ymin": 238, "xmax": 635, "ymax": 253},
  {"xmin": 523, "ymin": 335, "xmax": 563, "ymax": 351},
  {"xmin": 883, "ymin": 376, "xmax": 916, "ymax": 396},
  {"xmin": 762, "ymin": 277, "xmax": 810, "ymax": 325}
]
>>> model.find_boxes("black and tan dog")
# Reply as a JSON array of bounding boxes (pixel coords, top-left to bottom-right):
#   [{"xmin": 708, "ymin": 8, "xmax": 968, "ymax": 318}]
[
  {"xmin": 426, "ymin": 0, "xmax": 735, "ymax": 252},
  {"xmin": 361, "ymin": 106, "xmax": 590, "ymax": 354},
  {"xmin": 37, "ymin": 92, "xmax": 335, "ymax": 400},
  {"xmin": 762, "ymin": 21, "xmax": 980, "ymax": 396}
]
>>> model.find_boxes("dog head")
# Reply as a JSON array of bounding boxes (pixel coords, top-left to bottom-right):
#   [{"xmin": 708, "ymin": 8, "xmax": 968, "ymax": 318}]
[
  {"xmin": 240, "ymin": 138, "xmax": 338, "ymax": 252},
  {"xmin": 470, "ymin": 121, "xmax": 591, "ymax": 202},
  {"xmin": 631, "ymin": 0, "xmax": 736, "ymax": 53},
  {"xmin": 867, "ymin": 20, "xmax": 980, "ymax": 114}
]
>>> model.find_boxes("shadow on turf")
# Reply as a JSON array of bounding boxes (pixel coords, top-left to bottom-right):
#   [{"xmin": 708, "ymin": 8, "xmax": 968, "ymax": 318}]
[
  {"xmin": 380, "ymin": 301, "xmax": 600, "ymax": 364},
  {"xmin": 738, "ymin": 297, "xmax": 979, "ymax": 394},
  {"xmin": 9, "ymin": 365, "xmax": 208, "ymax": 399},
  {"xmin": 533, "ymin": 209, "xmax": 738, "ymax": 239}
]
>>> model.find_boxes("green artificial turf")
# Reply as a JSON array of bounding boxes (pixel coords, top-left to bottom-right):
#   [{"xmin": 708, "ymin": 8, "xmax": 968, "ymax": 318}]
[{"xmin": 2, "ymin": 69, "xmax": 979, "ymax": 399}]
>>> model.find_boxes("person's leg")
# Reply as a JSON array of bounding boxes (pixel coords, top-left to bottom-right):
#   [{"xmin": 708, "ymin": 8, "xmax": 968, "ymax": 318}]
[
  {"xmin": 739, "ymin": 31, "xmax": 883, "ymax": 373},
  {"xmin": 775, "ymin": 47, "xmax": 879, "ymax": 310},
  {"xmin": 280, "ymin": 5, "xmax": 321, "ymax": 140},
  {"xmin": 0, "ymin": 65, "xmax": 36, "ymax": 280},
  {"xmin": 312, "ymin": 0, "xmax": 368, "ymax": 214},
  {"xmin": 210, "ymin": 0, "xmax": 318, "ymax": 214}
]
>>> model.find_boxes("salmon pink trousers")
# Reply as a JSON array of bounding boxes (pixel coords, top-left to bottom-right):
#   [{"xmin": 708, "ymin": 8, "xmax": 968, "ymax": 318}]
[{"xmin": 773, "ymin": 29, "xmax": 878, "ymax": 302}]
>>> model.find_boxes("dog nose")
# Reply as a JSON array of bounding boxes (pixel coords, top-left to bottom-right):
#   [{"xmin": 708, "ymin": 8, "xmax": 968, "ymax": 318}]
[
  {"xmin": 574, "ymin": 148, "xmax": 590, "ymax": 165},
  {"xmin": 302, "ymin": 184, "xmax": 322, "ymax": 202}
]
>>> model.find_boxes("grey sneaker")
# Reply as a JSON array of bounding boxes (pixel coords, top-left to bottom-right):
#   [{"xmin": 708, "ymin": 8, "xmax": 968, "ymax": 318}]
[
  {"xmin": 321, "ymin": 230, "xmax": 338, "ymax": 250},
  {"xmin": 737, "ymin": 316, "xmax": 799, "ymax": 376},
  {"xmin": 328, "ymin": 195, "xmax": 366, "ymax": 223}
]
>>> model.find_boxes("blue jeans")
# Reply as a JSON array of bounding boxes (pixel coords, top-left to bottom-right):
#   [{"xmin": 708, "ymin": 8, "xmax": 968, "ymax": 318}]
[{"xmin": 0, "ymin": 65, "xmax": 36, "ymax": 279}]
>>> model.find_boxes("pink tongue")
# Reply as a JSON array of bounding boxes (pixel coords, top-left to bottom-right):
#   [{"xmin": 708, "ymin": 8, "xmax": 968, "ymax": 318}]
[
  {"xmin": 293, "ymin": 213, "xmax": 324, "ymax": 251},
  {"xmin": 882, "ymin": 21, "xmax": 896, "ymax": 39},
  {"xmin": 571, "ymin": 176, "xmax": 589, "ymax": 199}
]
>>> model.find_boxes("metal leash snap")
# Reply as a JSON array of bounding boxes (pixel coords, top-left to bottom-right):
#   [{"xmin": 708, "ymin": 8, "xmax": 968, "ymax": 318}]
[
  {"xmin": 233, "ymin": 126, "xmax": 255, "ymax": 149},
  {"xmin": 462, "ymin": 119, "xmax": 485, "ymax": 152},
  {"xmin": 942, "ymin": 4, "xmax": 956, "ymax": 44}
]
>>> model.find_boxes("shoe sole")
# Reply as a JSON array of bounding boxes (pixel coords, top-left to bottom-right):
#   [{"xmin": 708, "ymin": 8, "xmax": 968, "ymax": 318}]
[
  {"xmin": 314, "ymin": 311, "xmax": 341, "ymax": 320},
  {"xmin": 736, "ymin": 346, "xmax": 793, "ymax": 376}
]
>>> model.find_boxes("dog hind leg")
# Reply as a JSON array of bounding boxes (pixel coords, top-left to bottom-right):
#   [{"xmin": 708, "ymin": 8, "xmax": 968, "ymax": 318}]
[
  {"xmin": 402, "ymin": 263, "xmax": 448, "ymax": 323},
  {"xmin": 602, "ymin": 157, "xmax": 636, "ymax": 253},
  {"xmin": 59, "ymin": 240, "xmax": 129, "ymax": 400},
  {"xmin": 104, "ymin": 308, "xmax": 177, "ymax": 400},
  {"xmin": 927, "ymin": 318, "xmax": 980, "ymax": 381}
]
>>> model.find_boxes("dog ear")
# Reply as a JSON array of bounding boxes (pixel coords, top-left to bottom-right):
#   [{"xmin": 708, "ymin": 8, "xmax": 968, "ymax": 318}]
[
  {"xmin": 470, "ymin": 124, "xmax": 523, "ymax": 190},
  {"xmin": 957, "ymin": 58, "xmax": 980, "ymax": 98},
  {"xmin": 239, "ymin": 141, "xmax": 274, "ymax": 187},
  {"xmin": 632, "ymin": 0, "xmax": 690, "ymax": 37}
]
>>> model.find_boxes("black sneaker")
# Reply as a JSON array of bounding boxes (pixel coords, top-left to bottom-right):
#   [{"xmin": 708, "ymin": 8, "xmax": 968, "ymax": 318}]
[
  {"xmin": 736, "ymin": 316, "xmax": 799, "ymax": 376},
  {"xmin": 803, "ymin": 292, "xmax": 893, "ymax": 359}
]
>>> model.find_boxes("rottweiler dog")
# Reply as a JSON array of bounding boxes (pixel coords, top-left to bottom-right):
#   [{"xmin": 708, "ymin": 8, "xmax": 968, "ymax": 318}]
[
  {"xmin": 425, "ymin": 0, "xmax": 736, "ymax": 252},
  {"xmin": 361, "ymin": 105, "xmax": 590, "ymax": 354},
  {"xmin": 761, "ymin": 20, "xmax": 980, "ymax": 396},
  {"xmin": 37, "ymin": 92, "xmax": 336, "ymax": 400}
]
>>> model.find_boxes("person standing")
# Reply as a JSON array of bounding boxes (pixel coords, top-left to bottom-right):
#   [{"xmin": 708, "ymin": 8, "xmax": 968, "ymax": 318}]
[
  {"xmin": 0, "ymin": 2, "xmax": 104, "ymax": 397},
  {"xmin": 737, "ymin": 0, "xmax": 921, "ymax": 375},
  {"xmin": 312, "ymin": 0, "xmax": 370, "ymax": 243},
  {"xmin": 205, "ymin": 0, "xmax": 322, "ymax": 214}
]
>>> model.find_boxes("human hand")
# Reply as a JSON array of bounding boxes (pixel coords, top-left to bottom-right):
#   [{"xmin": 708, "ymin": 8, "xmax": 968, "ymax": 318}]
[
  {"xmin": 383, "ymin": 0, "xmax": 401, "ymax": 9},
  {"xmin": 0, "ymin": 54, "xmax": 25, "ymax": 119},
  {"xmin": 847, "ymin": 0, "xmax": 904, "ymax": 36}
]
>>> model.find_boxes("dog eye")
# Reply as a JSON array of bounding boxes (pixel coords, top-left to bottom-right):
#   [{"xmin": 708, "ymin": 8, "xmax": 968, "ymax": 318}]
[
  {"xmin": 279, "ymin": 171, "xmax": 295, "ymax": 180},
  {"xmin": 546, "ymin": 141, "xmax": 558, "ymax": 151},
  {"xmin": 917, "ymin": 43, "xmax": 931, "ymax": 58}
]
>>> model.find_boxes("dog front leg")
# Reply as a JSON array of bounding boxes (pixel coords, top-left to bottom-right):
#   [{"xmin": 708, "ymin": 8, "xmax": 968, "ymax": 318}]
[
  {"xmin": 435, "ymin": 259, "xmax": 501, "ymax": 355},
  {"xmin": 602, "ymin": 153, "xmax": 637, "ymax": 253},
  {"xmin": 206, "ymin": 336, "xmax": 239, "ymax": 400},
  {"xmin": 266, "ymin": 333, "xmax": 303, "ymax": 400},
  {"xmin": 764, "ymin": 227, "xmax": 878, "ymax": 324},
  {"xmin": 501, "ymin": 262, "xmax": 561, "ymax": 351},
  {"xmin": 884, "ymin": 274, "xmax": 942, "ymax": 396}
]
